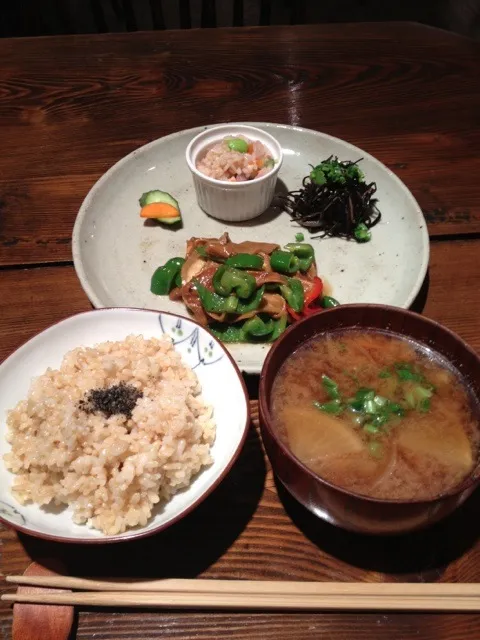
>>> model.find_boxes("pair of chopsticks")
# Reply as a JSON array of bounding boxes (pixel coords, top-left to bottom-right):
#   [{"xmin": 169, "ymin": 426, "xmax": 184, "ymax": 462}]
[{"xmin": 2, "ymin": 576, "xmax": 480, "ymax": 611}]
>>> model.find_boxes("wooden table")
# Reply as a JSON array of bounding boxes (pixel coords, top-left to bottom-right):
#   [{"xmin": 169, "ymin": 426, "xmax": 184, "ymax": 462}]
[{"xmin": 1, "ymin": 22, "xmax": 480, "ymax": 639}]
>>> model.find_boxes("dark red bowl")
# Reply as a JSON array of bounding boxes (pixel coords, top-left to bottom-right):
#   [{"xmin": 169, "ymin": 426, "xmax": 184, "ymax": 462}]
[{"xmin": 259, "ymin": 304, "xmax": 480, "ymax": 535}]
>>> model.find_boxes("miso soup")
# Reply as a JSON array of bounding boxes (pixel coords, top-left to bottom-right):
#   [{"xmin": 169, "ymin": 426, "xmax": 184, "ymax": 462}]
[{"xmin": 271, "ymin": 330, "xmax": 479, "ymax": 500}]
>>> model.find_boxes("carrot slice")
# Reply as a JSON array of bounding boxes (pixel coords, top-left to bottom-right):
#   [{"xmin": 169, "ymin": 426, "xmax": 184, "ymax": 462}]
[{"xmin": 140, "ymin": 202, "xmax": 180, "ymax": 219}]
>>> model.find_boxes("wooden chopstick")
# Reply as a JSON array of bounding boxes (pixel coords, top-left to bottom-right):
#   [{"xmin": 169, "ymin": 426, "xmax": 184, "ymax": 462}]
[
  {"xmin": 4, "ymin": 575, "xmax": 480, "ymax": 597},
  {"xmin": 2, "ymin": 578, "xmax": 480, "ymax": 611}
]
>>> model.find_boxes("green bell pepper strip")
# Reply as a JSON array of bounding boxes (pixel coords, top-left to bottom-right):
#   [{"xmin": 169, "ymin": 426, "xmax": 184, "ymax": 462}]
[
  {"xmin": 284, "ymin": 243, "xmax": 315, "ymax": 259},
  {"xmin": 270, "ymin": 250, "xmax": 299, "ymax": 274},
  {"xmin": 193, "ymin": 280, "xmax": 229, "ymax": 313},
  {"xmin": 210, "ymin": 310, "xmax": 287, "ymax": 344},
  {"xmin": 225, "ymin": 254, "xmax": 264, "ymax": 270},
  {"xmin": 279, "ymin": 278, "xmax": 304, "ymax": 313},
  {"xmin": 224, "ymin": 295, "xmax": 238, "ymax": 313},
  {"xmin": 243, "ymin": 316, "xmax": 275, "ymax": 338},
  {"xmin": 321, "ymin": 295, "xmax": 340, "ymax": 308},
  {"xmin": 297, "ymin": 256, "xmax": 314, "ymax": 273},
  {"xmin": 209, "ymin": 323, "xmax": 246, "ymax": 343},
  {"xmin": 213, "ymin": 266, "xmax": 256, "ymax": 299},
  {"xmin": 269, "ymin": 313, "xmax": 288, "ymax": 342},
  {"xmin": 236, "ymin": 286, "xmax": 265, "ymax": 314},
  {"xmin": 151, "ymin": 258, "xmax": 185, "ymax": 295}
]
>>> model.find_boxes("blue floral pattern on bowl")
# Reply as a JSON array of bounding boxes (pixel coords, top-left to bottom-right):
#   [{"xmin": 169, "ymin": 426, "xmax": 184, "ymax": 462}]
[{"xmin": 158, "ymin": 314, "xmax": 224, "ymax": 369}]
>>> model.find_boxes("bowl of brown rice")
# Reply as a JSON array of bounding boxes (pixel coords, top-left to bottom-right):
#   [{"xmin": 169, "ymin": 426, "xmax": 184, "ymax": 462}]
[
  {"xmin": 186, "ymin": 123, "xmax": 283, "ymax": 222},
  {"xmin": 0, "ymin": 308, "xmax": 249, "ymax": 543}
]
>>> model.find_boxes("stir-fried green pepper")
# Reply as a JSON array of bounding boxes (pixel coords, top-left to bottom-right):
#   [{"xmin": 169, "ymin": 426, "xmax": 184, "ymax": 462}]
[
  {"xmin": 213, "ymin": 266, "xmax": 256, "ymax": 299},
  {"xmin": 236, "ymin": 286, "xmax": 265, "ymax": 314},
  {"xmin": 209, "ymin": 323, "xmax": 246, "ymax": 343},
  {"xmin": 269, "ymin": 314, "xmax": 288, "ymax": 342},
  {"xmin": 243, "ymin": 316, "xmax": 275, "ymax": 338},
  {"xmin": 224, "ymin": 295, "xmax": 238, "ymax": 313},
  {"xmin": 279, "ymin": 278, "xmax": 304, "ymax": 312},
  {"xmin": 210, "ymin": 312, "xmax": 288, "ymax": 344},
  {"xmin": 284, "ymin": 243, "xmax": 315, "ymax": 259},
  {"xmin": 195, "ymin": 278, "xmax": 263, "ymax": 316},
  {"xmin": 270, "ymin": 250, "xmax": 299, "ymax": 274},
  {"xmin": 225, "ymin": 254, "xmax": 264, "ymax": 270},
  {"xmin": 297, "ymin": 256, "xmax": 314, "ymax": 272},
  {"xmin": 194, "ymin": 280, "xmax": 229, "ymax": 313},
  {"xmin": 321, "ymin": 295, "xmax": 340, "ymax": 308},
  {"xmin": 151, "ymin": 258, "xmax": 185, "ymax": 295}
]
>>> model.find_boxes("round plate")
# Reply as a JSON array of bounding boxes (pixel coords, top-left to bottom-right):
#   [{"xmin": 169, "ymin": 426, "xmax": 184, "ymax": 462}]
[{"xmin": 73, "ymin": 123, "xmax": 429, "ymax": 374}]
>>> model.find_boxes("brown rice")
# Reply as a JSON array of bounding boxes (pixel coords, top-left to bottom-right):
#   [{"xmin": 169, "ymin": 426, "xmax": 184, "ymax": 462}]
[{"xmin": 4, "ymin": 335, "xmax": 215, "ymax": 535}]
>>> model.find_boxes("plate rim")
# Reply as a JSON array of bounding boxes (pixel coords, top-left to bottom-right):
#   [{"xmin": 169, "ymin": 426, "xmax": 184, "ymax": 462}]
[{"xmin": 72, "ymin": 122, "xmax": 430, "ymax": 373}]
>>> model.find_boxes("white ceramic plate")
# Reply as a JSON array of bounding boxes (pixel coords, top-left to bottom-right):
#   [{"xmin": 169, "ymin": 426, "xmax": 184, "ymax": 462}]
[
  {"xmin": 73, "ymin": 123, "xmax": 429, "ymax": 374},
  {"xmin": 0, "ymin": 309, "xmax": 249, "ymax": 543}
]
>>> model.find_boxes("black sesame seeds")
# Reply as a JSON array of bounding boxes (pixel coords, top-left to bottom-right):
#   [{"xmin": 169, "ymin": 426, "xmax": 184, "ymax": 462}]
[{"xmin": 79, "ymin": 383, "xmax": 143, "ymax": 419}]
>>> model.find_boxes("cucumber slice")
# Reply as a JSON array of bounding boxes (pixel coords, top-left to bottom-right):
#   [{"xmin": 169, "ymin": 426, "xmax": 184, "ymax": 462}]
[
  {"xmin": 159, "ymin": 216, "xmax": 181, "ymax": 225},
  {"xmin": 139, "ymin": 190, "xmax": 179, "ymax": 209}
]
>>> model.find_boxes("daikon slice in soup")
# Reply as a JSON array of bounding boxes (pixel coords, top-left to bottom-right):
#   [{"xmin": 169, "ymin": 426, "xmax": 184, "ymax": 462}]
[{"xmin": 271, "ymin": 330, "xmax": 479, "ymax": 500}]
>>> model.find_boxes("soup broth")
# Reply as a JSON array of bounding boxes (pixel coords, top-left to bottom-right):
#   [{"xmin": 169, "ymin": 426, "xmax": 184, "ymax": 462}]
[{"xmin": 271, "ymin": 330, "xmax": 479, "ymax": 500}]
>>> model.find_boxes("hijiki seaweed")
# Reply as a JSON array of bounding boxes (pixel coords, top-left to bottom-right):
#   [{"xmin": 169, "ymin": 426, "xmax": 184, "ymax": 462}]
[{"xmin": 279, "ymin": 156, "xmax": 382, "ymax": 242}]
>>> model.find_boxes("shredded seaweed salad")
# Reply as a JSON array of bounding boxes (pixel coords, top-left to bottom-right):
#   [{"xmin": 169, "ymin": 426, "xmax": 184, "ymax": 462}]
[{"xmin": 280, "ymin": 157, "xmax": 382, "ymax": 243}]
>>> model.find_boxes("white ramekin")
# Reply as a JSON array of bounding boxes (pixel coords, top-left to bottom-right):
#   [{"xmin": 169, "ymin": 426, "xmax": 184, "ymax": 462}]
[{"xmin": 185, "ymin": 124, "xmax": 283, "ymax": 222}]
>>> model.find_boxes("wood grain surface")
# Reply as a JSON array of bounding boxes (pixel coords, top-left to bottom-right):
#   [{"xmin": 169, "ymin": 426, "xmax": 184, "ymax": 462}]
[
  {"xmin": 1, "ymin": 22, "xmax": 480, "ymax": 640},
  {"xmin": 1, "ymin": 23, "xmax": 480, "ymax": 266}
]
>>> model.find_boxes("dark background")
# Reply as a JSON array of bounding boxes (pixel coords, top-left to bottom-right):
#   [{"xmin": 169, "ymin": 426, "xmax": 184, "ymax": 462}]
[{"xmin": 1, "ymin": 0, "xmax": 480, "ymax": 39}]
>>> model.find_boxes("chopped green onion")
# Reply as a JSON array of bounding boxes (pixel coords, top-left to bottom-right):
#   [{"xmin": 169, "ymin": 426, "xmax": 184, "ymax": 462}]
[
  {"xmin": 196, "ymin": 245, "xmax": 208, "ymax": 257},
  {"xmin": 364, "ymin": 423, "xmax": 380, "ymax": 435},
  {"xmin": 368, "ymin": 441, "xmax": 384, "ymax": 458},
  {"xmin": 295, "ymin": 232, "xmax": 305, "ymax": 242},
  {"xmin": 388, "ymin": 403, "xmax": 405, "ymax": 417},
  {"xmin": 364, "ymin": 399, "xmax": 377, "ymax": 414},
  {"xmin": 373, "ymin": 395, "xmax": 388, "ymax": 408},
  {"xmin": 404, "ymin": 390, "xmax": 416, "ymax": 409},
  {"xmin": 313, "ymin": 399, "xmax": 343, "ymax": 415},
  {"xmin": 355, "ymin": 388, "xmax": 375, "ymax": 402},
  {"xmin": 418, "ymin": 398, "xmax": 431, "ymax": 412},
  {"xmin": 378, "ymin": 369, "xmax": 391, "ymax": 379},
  {"xmin": 321, "ymin": 375, "xmax": 341, "ymax": 400},
  {"xmin": 414, "ymin": 386, "xmax": 433, "ymax": 400},
  {"xmin": 395, "ymin": 363, "xmax": 424, "ymax": 383}
]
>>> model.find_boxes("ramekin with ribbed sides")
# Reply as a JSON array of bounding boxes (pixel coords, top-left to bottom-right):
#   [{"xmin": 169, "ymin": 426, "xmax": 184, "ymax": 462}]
[{"xmin": 186, "ymin": 124, "xmax": 283, "ymax": 222}]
